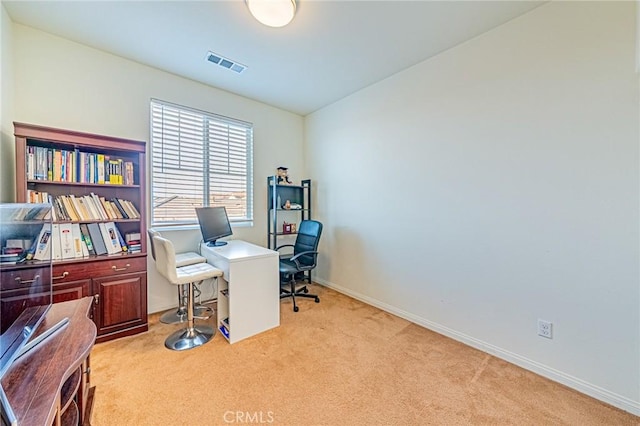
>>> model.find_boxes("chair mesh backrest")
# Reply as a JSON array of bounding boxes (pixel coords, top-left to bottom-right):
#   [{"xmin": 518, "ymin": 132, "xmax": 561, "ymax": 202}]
[
  {"xmin": 147, "ymin": 229, "xmax": 161, "ymax": 261},
  {"xmin": 294, "ymin": 220, "xmax": 323, "ymax": 267}
]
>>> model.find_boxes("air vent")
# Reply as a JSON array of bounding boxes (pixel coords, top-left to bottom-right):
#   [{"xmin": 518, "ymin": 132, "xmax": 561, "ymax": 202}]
[{"xmin": 206, "ymin": 51, "xmax": 247, "ymax": 74}]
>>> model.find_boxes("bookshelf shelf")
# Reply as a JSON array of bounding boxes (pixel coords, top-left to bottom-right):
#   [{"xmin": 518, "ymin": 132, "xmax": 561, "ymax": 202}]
[
  {"xmin": 13, "ymin": 122, "xmax": 148, "ymax": 343},
  {"xmin": 27, "ymin": 180, "xmax": 141, "ymax": 189}
]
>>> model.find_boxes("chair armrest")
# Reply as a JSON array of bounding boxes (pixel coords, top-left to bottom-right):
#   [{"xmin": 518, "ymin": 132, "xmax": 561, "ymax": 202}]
[
  {"xmin": 275, "ymin": 244, "xmax": 295, "ymax": 251},
  {"xmin": 289, "ymin": 250, "xmax": 318, "ymax": 269}
]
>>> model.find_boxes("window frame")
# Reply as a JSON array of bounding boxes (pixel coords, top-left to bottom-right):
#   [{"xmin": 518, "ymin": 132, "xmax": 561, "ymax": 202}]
[{"xmin": 149, "ymin": 99, "xmax": 253, "ymax": 228}]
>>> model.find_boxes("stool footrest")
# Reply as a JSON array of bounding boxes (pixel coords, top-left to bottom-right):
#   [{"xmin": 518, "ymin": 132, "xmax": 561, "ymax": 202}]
[{"xmin": 193, "ymin": 306, "xmax": 214, "ymax": 320}]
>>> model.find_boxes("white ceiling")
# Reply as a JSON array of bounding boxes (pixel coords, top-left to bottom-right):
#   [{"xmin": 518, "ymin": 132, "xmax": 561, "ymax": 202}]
[{"xmin": 3, "ymin": 0, "xmax": 544, "ymax": 116}]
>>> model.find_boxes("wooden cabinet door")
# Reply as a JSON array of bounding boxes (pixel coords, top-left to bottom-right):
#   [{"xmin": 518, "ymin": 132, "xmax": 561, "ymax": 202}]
[{"xmin": 93, "ymin": 272, "xmax": 147, "ymax": 341}]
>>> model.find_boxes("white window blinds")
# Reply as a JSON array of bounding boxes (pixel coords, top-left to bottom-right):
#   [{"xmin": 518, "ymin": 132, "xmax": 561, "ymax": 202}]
[{"xmin": 150, "ymin": 99, "xmax": 253, "ymax": 226}]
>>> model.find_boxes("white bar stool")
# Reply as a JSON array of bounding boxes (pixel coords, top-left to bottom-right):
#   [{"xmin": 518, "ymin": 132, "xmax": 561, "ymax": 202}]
[
  {"xmin": 148, "ymin": 229, "xmax": 209, "ymax": 324},
  {"xmin": 152, "ymin": 235, "xmax": 223, "ymax": 351}
]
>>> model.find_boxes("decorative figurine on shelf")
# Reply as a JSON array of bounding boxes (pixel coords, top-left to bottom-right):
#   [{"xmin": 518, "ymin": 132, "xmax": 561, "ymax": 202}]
[
  {"xmin": 276, "ymin": 167, "xmax": 293, "ymax": 185},
  {"xmin": 283, "ymin": 199, "xmax": 291, "ymax": 210}
]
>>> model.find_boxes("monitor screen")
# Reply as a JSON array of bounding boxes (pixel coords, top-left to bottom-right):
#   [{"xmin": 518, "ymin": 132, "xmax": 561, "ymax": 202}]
[{"xmin": 196, "ymin": 207, "xmax": 232, "ymax": 247}]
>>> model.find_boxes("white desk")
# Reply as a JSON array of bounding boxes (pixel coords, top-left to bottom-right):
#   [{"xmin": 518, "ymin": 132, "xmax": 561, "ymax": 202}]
[{"xmin": 200, "ymin": 240, "xmax": 279, "ymax": 344}]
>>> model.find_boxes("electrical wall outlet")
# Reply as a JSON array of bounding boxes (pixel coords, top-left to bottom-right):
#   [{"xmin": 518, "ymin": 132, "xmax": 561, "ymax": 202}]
[{"xmin": 537, "ymin": 319, "xmax": 553, "ymax": 339}]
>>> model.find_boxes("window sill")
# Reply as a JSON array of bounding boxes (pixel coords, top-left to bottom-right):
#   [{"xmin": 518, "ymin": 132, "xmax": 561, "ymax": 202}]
[{"xmin": 152, "ymin": 221, "xmax": 253, "ymax": 233}]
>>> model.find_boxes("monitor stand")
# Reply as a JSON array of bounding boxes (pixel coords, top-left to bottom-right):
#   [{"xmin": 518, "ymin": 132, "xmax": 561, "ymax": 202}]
[{"xmin": 206, "ymin": 240, "xmax": 228, "ymax": 247}]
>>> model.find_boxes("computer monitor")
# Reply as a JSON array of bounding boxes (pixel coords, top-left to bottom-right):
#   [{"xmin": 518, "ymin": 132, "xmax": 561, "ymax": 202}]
[{"xmin": 196, "ymin": 207, "xmax": 232, "ymax": 247}]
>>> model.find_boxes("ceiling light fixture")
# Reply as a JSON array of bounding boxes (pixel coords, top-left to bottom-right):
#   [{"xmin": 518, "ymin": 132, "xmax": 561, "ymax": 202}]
[{"xmin": 246, "ymin": 0, "xmax": 296, "ymax": 28}]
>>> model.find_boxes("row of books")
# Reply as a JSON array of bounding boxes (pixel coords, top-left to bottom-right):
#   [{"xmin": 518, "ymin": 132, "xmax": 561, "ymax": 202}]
[
  {"xmin": 8, "ymin": 205, "xmax": 51, "ymax": 221},
  {"xmin": 27, "ymin": 191, "xmax": 140, "ymax": 222},
  {"xmin": 26, "ymin": 146, "xmax": 136, "ymax": 185},
  {"xmin": 0, "ymin": 239, "xmax": 33, "ymax": 264},
  {"xmin": 32, "ymin": 222, "xmax": 142, "ymax": 261}
]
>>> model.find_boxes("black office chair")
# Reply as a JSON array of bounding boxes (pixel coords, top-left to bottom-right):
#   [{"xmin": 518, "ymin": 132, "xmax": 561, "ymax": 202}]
[{"xmin": 277, "ymin": 220, "xmax": 323, "ymax": 312}]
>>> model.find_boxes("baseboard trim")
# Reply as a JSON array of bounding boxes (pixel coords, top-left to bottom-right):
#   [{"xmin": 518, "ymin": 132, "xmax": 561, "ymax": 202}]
[{"xmin": 314, "ymin": 278, "xmax": 640, "ymax": 416}]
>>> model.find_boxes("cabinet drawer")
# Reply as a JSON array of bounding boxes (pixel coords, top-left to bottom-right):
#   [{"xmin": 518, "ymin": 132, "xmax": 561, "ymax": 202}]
[
  {"xmin": 53, "ymin": 279, "xmax": 91, "ymax": 303},
  {"xmin": 1, "ymin": 266, "xmax": 51, "ymax": 291},
  {"xmin": 53, "ymin": 256, "xmax": 146, "ymax": 282}
]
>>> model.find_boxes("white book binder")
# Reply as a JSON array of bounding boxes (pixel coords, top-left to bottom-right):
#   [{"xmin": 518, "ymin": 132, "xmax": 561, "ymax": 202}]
[
  {"xmin": 99, "ymin": 222, "xmax": 121, "ymax": 254},
  {"xmin": 33, "ymin": 223, "xmax": 52, "ymax": 261},
  {"xmin": 71, "ymin": 223, "xmax": 85, "ymax": 258},
  {"xmin": 58, "ymin": 223, "xmax": 75, "ymax": 259},
  {"xmin": 51, "ymin": 224, "xmax": 62, "ymax": 260}
]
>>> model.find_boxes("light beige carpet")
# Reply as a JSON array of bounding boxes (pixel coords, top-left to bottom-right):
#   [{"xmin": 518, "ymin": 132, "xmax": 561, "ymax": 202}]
[{"xmin": 90, "ymin": 285, "xmax": 638, "ymax": 425}]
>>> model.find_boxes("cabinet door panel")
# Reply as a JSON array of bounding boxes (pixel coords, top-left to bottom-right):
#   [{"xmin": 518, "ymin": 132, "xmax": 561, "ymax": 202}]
[{"xmin": 93, "ymin": 272, "xmax": 147, "ymax": 334}]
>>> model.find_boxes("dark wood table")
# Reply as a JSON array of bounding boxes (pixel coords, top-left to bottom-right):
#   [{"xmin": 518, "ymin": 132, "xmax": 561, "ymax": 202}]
[{"xmin": 1, "ymin": 297, "xmax": 96, "ymax": 425}]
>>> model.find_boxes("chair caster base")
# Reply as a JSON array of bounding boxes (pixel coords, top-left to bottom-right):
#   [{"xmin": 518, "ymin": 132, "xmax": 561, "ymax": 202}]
[
  {"xmin": 164, "ymin": 325, "xmax": 215, "ymax": 351},
  {"xmin": 315, "ymin": 297, "xmax": 320, "ymax": 303},
  {"xmin": 293, "ymin": 306, "xmax": 299, "ymax": 312}
]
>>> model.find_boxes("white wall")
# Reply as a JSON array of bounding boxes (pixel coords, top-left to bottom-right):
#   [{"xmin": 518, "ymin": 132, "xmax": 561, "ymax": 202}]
[
  {"xmin": 0, "ymin": 4, "xmax": 14, "ymax": 202},
  {"xmin": 305, "ymin": 1, "xmax": 639, "ymax": 414},
  {"xmin": 10, "ymin": 23, "xmax": 304, "ymax": 313}
]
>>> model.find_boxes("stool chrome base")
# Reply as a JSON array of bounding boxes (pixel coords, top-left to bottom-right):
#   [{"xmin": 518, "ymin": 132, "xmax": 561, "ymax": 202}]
[
  {"xmin": 160, "ymin": 282, "xmax": 214, "ymax": 324},
  {"xmin": 160, "ymin": 306, "xmax": 187, "ymax": 324},
  {"xmin": 160, "ymin": 305, "xmax": 212, "ymax": 324},
  {"xmin": 164, "ymin": 325, "xmax": 215, "ymax": 351}
]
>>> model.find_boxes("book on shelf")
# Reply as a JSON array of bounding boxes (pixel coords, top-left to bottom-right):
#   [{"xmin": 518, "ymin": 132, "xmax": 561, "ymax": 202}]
[
  {"xmin": 68, "ymin": 195, "xmax": 86, "ymax": 221},
  {"xmin": 125, "ymin": 232, "xmax": 141, "ymax": 253},
  {"xmin": 107, "ymin": 158, "xmax": 124, "ymax": 184},
  {"xmin": 124, "ymin": 161, "xmax": 135, "ymax": 185},
  {"xmin": 79, "ymin": 223, "xmax": 96, "ymax": 256},
  {"xmin": 109, "ymin": 201, "xmax": 123, "ymax": 219},
  {"xmin": 51, "ymin": 224, "xmax": 62, "ymax": 261},
  {"xmin": 1, "ymin": 240, "xmax": 31, "ymax": 264},
  {"xmin": 70, "ymin": 223, "xmax": 85, "ymax": 258},
  {"xmin": 111, "ymin": 198, "xmax": 128, "ymax": 219},
  {"xmin": 78, "ymin": 196, "xmax": 95, "ymax": 221},
  {"xmin": 99, "ymin": 222, "xmax": 122, "ymax": 255},
  {"xmin": 89, "ymin": 193, "xmax": 109, "ymax": 220},
  {"xmin": 26, "ymin": 146, "xmax": 134, "ymax": 185},
  {"xmin": 97, "ymin": 154, "xmax": 105, "ymax": 184},
  {"xmin": 97, "ymin": 196, "xmax": 115, "ymax": 220},
  {"xmin": 25, "ymin": 193, "xmax": 139, "ymax": 224},
  {"xmin": 0, "ymin": 253, "xmax": 24, "ymax": 265},
  {"xmin": 80, "ymin": 195, "xmax": 98, "ymax": 220},
  {"xmin": 5, "ymin": 239, "xmax": 32, "ymax": 250},
  {"xmin": 60, "ymin": 196, "xmax": 79, "ymax": 222},
  {"xmin": 27, "ymin": 189, "xmax": 49, "ymax": 203},
  {"xmin": 8, "ymin": 213, "xmax": 135, "ymax": 262},
  {"xmin": 121, "ymin": 199, "xmax": 140, "ymax": 218},
  {"xmin": 113, "ymin": 226, "xmax": 128, "ymax": 253},
  {"xmin": 58, "ymin": 223, "xmax": 75, "ymax": 260},
  {"xmin": 87, "ymin": 223, "xmax": 108, "ymax": 256},
  {"xmin": 33, "ymin": 224, "xmax": 52, "ymax": 261},
  {"xmin": 125, "ymin": 232, "xmax": 141, "ymax": 242}
]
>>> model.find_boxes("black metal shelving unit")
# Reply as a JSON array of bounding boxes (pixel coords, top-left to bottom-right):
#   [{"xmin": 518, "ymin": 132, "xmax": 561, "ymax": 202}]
[{"xmin": 267, "ymin": 176, "xmax": 312, "ymax": 283}]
